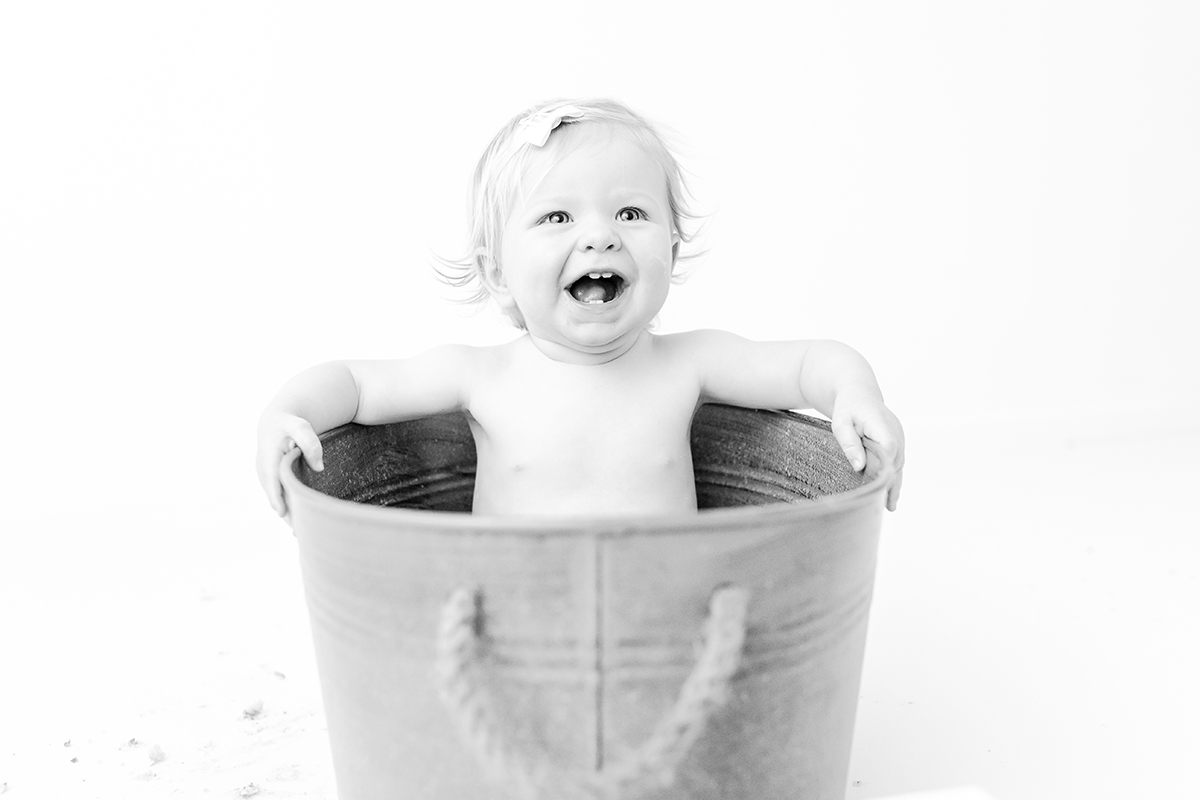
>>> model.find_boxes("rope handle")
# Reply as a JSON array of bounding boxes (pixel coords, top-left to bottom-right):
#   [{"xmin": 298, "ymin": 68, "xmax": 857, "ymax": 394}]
[{"xmin": 435, "ymin": 584, "xmax": 749, "ymax": 800}]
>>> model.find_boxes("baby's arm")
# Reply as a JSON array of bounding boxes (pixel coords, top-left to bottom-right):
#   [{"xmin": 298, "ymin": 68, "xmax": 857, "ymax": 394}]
[
  {"xmin": 679, "ymin": 330, "xmax": 905, "ymax": 510},
  {"xmin": 255, "ymin": 345, "xmax": 477, "ymax": 518}
]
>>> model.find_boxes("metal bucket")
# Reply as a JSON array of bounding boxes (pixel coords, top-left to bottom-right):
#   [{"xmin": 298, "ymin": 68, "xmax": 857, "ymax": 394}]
[{"xmin": 280, "ymin": 404, "xmax": 889, "ymax": 800}]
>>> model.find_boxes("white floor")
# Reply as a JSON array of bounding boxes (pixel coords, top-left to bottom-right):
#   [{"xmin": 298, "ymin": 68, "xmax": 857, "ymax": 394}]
[
  {"xmin": 1, "ymin": 420, "xmax": 1196, "ymax": 799},
  {"xmin": 847, "ymin": 420, "xmax": 1200, "ymax": 799}
]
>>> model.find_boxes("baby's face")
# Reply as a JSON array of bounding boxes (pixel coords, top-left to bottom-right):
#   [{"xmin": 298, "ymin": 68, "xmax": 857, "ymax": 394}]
[{"xmin": 493, "ymin": 126, "xmax": 678, "ymax": 362}]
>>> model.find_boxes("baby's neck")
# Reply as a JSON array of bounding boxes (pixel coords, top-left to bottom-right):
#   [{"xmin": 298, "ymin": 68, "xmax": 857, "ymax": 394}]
[{"xmin": 525, "ymin": 329, "xmax": 650, "ymax": 366}]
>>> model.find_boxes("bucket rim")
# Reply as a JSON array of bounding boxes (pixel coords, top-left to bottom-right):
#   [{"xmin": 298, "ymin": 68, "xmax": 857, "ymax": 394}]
[{"xmin": 278, "ymin": 410, "xmax": 894, "ymax": 537}]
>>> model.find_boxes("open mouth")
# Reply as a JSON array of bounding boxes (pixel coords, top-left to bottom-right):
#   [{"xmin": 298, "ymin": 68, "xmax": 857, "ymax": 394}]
[{"xmin": 567, "ymin": 272, "xmax": 626, "ymax": 305}]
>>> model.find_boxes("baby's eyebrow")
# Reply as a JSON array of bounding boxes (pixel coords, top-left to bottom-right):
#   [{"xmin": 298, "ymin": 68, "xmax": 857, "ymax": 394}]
[
  {"xmin": 525, "ymin": 193, "xmax": 575, "ymax": 208},
  {"xmin": 613, "ymin": 190, "xmax": 664, "ymax": 206},
  {"xmin": 520, "ymin": 191, "xmax": 665, "ymax": 215}
]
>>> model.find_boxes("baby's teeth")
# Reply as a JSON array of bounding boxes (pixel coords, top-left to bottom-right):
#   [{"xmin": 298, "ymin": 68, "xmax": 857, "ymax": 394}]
[
  {"xmin": 588, "ymin": 272, "xmax": 601, "ymax": 279},
  {"xmin": 601, "ymin": 272, "xmax": 613, "ymax": 278}
]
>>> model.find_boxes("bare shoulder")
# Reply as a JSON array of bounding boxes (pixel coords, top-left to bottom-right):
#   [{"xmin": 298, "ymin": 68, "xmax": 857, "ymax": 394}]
[
  {"xmin": 413, "ymin": 341, "xmax": 495, "ymax": 371},
  {"xmin": 349, "ymin": 342, "xmax": 484, "ymax": 380},
  {"xmin": 403, "ymin": 340, "xmax": 521, "ymax": 390},
  {"xmin": 652, "ymin": 328, "xmax": 751, "ymax": 363},
  {"xmin": 654, "ymin": 329, "xmax": 815, "ymax": 409},
  {"xmin": 347, "ymin": 342, "xmax": 511, "ymax": 425},
  {"xmin": 648, "ymin": 329, "xmax": 751, "ymax": 391}
]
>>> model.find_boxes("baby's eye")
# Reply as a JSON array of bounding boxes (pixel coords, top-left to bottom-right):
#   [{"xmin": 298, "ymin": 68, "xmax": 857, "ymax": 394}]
[
  {"xmin": 539, "ymin": 211, "xmax": 571, "ymax": 224},
  {"xmin": 617, "ymin": 207, "xmax": 647, "ymax": 222}
]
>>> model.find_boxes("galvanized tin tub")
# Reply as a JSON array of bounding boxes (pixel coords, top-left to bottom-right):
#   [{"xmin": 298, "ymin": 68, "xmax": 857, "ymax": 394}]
[{"xmin": 280, "ymin": 404, "xmax": 890, "ymax": 800}]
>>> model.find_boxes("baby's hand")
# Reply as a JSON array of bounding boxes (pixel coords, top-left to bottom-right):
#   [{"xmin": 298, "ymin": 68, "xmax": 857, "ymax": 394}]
[
  {"xmin": 256, "ymin": 411, "xmax": 324, "ymax": 519},
  {"xmin": 830, "ymin": 389, "xmax": 905, "ymax": 511}
]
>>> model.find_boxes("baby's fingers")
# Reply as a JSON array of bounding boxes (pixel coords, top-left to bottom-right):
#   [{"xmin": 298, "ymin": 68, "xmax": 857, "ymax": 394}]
[
  {"xmin": 860, "ymin": 434, "xmax": 904, "ymax": 511},
  {"xmin": 255, "ymin": 448, "xmax": 290, "ymax": 517},
  {"xmin": 267, "ymin": 479, "xmax": 288, "ymax": 518},
  {"xmin": 832, "ymin": 419, "xmax": 867, "ymax": 472},
  {"xmin": 885, "ymin": 468, "xmax": 904, "ymax": 512},
  {"xmin": 285, "ymin": 422, "xmax": 324, "ymax": 472},
  {"xmin": 860, "ymin": 437, "xmax": 902, "ymax": 507}
]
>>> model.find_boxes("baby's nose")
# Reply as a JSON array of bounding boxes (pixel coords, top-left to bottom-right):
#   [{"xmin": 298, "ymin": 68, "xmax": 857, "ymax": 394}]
[{"xmin": 577, "ymin": 220, "xmax": 620, "ymax": 252}]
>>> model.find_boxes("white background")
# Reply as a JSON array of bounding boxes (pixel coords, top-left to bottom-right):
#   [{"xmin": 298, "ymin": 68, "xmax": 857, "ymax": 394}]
[{"xmin": 2, "ymin": 2, "xmax": 1197, "ymax": 798}]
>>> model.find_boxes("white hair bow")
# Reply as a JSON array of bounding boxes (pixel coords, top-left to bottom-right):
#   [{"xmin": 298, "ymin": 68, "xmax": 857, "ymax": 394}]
[{"xmin": 515, "ymin": 105, "xmax": 586, "ymax": 147}]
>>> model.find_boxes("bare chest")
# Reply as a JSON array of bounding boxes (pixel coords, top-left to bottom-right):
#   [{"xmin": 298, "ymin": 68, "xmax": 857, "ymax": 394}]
[
  {"xmin": 464, "ymin": 361, "xmax": 702, "ymax": 515},
  {"xmin": 472, "ymin": 370, "xmax": 699, "ymax": 466}
]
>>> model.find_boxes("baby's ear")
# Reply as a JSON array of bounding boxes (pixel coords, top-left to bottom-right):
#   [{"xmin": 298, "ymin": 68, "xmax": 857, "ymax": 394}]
[
  {"xmin": 480, "ymin": 256, "xmax": 507, "ymax": 296},
  {"xmin": 481, "ymin": 260, "xmax": 523, "ymax": 324}
]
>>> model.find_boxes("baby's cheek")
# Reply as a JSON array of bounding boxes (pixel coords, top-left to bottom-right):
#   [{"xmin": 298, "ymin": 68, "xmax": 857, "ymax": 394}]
[{"xmin": 645, "ymin": 247, "xmax": 675, "ymax": 275}]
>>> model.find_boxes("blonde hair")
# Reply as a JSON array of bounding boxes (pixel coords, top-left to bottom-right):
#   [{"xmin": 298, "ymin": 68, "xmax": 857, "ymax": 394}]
[{"xmin": 435, "ymin": 98, "xmax": 705, "ymax": 306}]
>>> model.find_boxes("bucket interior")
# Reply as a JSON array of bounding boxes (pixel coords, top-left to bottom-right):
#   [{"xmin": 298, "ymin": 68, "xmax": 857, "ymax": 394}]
[{"xmin": 295, "ymin": 403, "xmax": 869, "ymax": 512}]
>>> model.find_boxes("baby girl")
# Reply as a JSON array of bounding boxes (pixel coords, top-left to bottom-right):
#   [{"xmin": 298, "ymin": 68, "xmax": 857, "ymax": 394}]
[{"xmin": 256, "ymin": 98, "xmax": 904, "ymax": 518}]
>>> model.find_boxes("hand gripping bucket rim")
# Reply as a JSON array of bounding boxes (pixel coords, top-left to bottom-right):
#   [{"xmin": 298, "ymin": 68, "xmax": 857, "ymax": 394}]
[{"xmin": 277, "ymin": 407, "xmax": 895, "ymax": 535}]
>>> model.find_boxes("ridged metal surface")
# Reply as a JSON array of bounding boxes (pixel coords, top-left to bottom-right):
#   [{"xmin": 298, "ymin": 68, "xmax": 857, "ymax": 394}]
[{"xmin": 281, "ymin": 404, "xmax": 890, "ymax": 800}]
